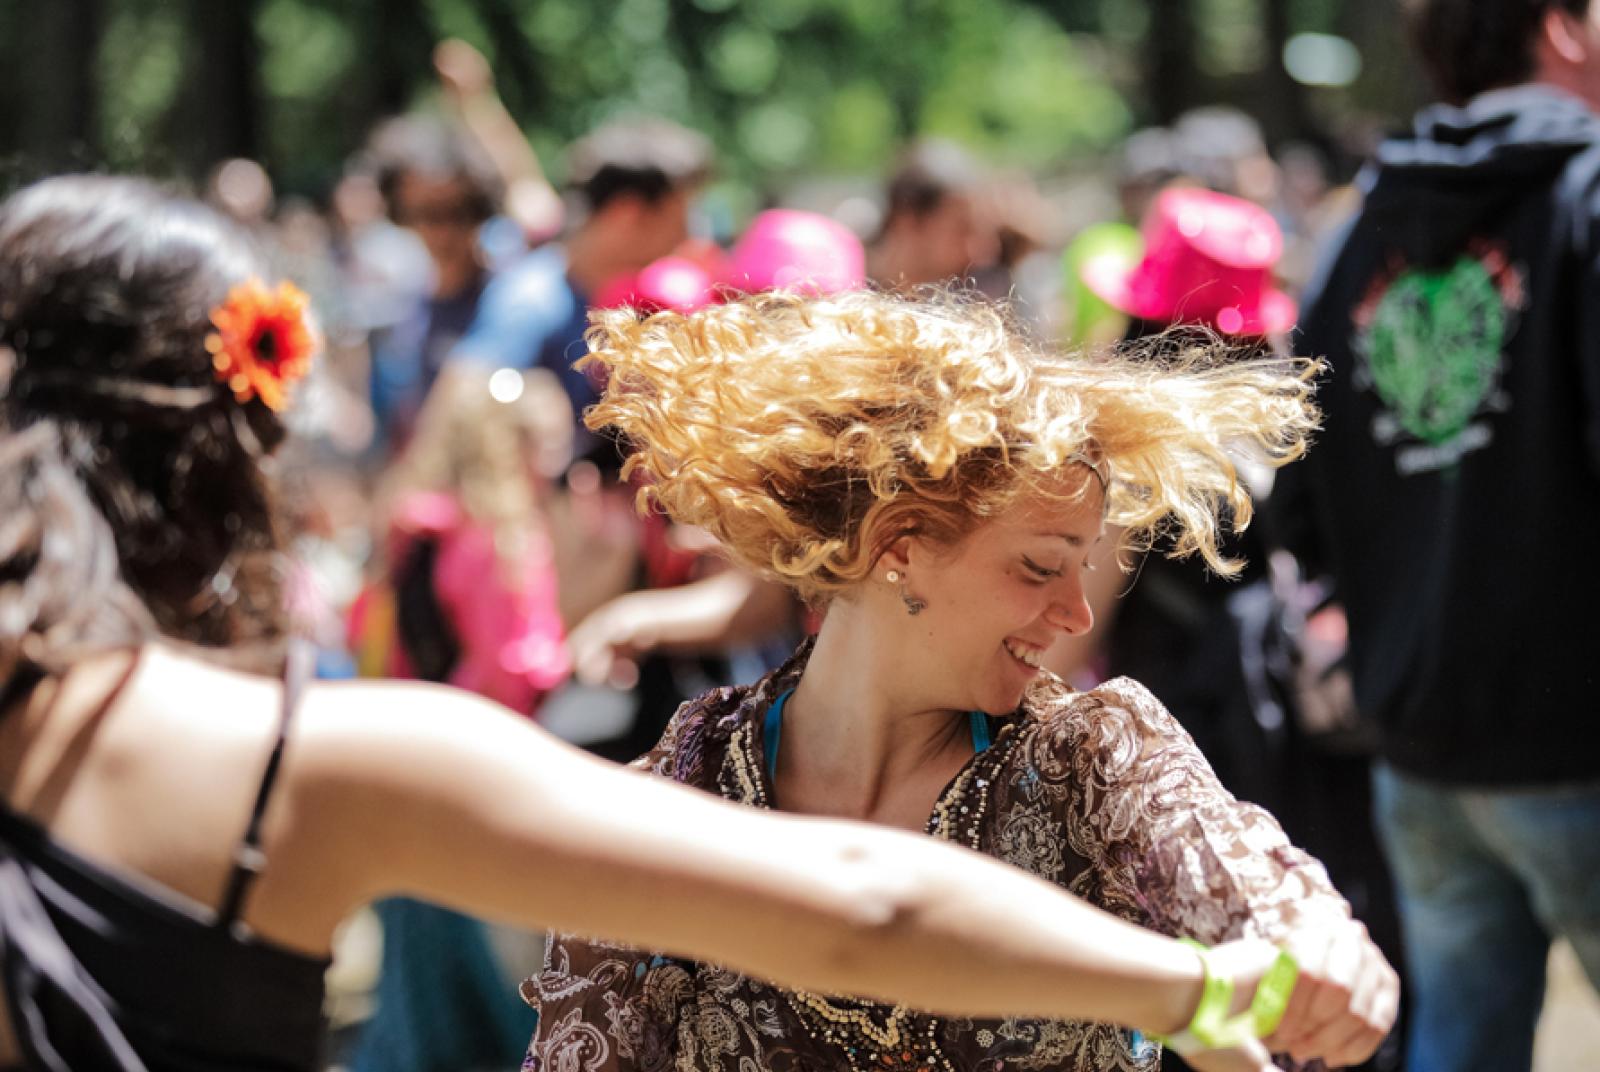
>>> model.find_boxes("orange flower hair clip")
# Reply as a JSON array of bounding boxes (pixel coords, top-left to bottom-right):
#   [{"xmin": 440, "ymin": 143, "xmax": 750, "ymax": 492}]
[{"xmin": 205, "ymin": 278, "xmax": 318, "ymax": 412}]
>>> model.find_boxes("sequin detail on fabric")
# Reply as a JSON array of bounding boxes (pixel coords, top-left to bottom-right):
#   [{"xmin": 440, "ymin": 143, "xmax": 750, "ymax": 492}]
[{"xmin": 524, "ymin": 640, "xmax": 1347, "ymax": 1071}]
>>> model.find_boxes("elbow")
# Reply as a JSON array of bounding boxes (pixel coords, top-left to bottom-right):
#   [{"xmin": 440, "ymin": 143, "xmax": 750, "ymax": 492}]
[{"xmin": 801, "ymin": 834, "xmax": 935, "ymax": 988}]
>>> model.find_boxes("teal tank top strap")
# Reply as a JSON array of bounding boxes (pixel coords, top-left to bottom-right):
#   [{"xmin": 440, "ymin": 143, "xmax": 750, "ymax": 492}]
[
  {"xmin": 764, "ymin": 689, "xmax": 992, "ymax": 784},
  {"xmin": 969, "ymin": 709, "xmax": 993, "ymax": 753},
  {"xmin": 764, "ymin": 689, "xmax": 792, "ymax": 783}
]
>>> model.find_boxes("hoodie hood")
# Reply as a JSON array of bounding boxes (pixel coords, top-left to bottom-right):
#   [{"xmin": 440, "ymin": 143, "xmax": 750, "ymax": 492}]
[{"xmin": 1365, "ymin": 85, "xmax": 1600, "ymax": 266}]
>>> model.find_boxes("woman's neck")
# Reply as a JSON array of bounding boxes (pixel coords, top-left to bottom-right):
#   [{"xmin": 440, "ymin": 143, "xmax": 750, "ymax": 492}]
[{"xmin": 778, "ymin": 603, "xmax": 968, "ymax": 822}]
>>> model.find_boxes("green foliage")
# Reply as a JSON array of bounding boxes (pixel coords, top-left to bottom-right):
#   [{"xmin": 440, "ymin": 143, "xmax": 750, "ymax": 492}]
[
  {"xmin": 920, "ymin": 8, "xmax": 1131, "ymax": 165},
  {"xmin": 0, "ymin": 0, "xmax": 1423, "ymax": 205},
  {"xmin": 1194, "ymin": 0, "xmax": 1266, "ymax": 77},
  {"xmin": 14, "ymin": 0, "xmax": 1145, "ymax": 198},
  {"xmin": 97, "ymin": 0, "xmax": 187, "ymax": 174}
]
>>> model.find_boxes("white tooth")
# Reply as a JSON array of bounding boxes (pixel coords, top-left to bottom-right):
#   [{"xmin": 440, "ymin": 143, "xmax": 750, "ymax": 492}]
[{"xmin": 1007, "ymin": 641, "xmax": 1041, "ymax": 668}]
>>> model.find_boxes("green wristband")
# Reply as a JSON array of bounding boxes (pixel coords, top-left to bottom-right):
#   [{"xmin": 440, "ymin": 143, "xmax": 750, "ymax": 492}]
[
  {"xmin": 1250, "ymin": 947, "xmax": 1300, "ymax": 1038},
  {"xmin": 1154, "ymin": 939, "xmax": 1300, "ymax": 1057}
]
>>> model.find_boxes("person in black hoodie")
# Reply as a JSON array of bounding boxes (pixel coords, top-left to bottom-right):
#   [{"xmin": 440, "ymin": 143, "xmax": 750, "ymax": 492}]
[{"xmin": 1279, "ymin": 2, "xmax": 1600, "ymax": 1070}]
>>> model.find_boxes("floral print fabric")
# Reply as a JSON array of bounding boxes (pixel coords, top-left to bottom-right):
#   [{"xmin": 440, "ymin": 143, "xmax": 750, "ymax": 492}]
[{"xmin": 523, "ymin": 641, "xmax": 1348, "ymax": 1072}]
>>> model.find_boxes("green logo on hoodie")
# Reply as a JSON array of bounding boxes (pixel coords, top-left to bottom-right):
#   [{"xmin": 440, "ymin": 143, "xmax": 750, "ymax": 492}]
[{"xmin": 1362, "ymin": 254, "xmax": 1511, "ymax": 447}]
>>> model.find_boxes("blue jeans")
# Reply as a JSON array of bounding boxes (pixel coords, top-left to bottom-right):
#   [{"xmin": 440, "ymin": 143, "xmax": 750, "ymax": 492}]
[{"xmin": 1373, "ymin": 764, "xmax": 1600, "ymax": 1072}]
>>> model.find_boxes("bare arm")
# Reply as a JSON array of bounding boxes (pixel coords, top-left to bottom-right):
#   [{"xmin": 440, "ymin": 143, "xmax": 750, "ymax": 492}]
[
  {"xmin": 289, "ymin": 679, "xmax": 1266, "ymax": 1039},
  {"xmin": 567, "ymin": 567, "xmax": 797, "ymax": 686},
  {"xmin": 434, "ymin": 39, "xmax": 564, "ymax": 243}
]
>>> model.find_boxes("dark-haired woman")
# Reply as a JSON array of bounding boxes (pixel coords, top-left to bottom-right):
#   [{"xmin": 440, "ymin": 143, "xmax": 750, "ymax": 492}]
[{"xmin": 1, "ymin": 176, "xmax": 1328, "ymax": 1072}]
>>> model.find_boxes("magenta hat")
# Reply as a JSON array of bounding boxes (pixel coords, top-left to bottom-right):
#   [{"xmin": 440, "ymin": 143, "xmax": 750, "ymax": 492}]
[
  {"xmin": 720, "ymin": 209, "xmax": 865, "ymax": 296},
  {"xmin": 593, "ymin": 255, "xmax": 716, "ymax": 315},
  {"xmin": 1081, "ymin": 187, "xmax": 1296, "ymax": 336}
]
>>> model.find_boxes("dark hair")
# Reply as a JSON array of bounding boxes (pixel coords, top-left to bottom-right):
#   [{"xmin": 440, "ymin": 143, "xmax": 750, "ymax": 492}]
[
  {"xmin": 565, "ymin": 119, "xmax": 711, "ymax": 214},
  {"xmin": 1405, "ymin": 0, "xmax": 1590, "ymax": 104},
  {"xmin": 368, "ymin": 114, "xmax": 503, "ymax": 225},
  {"xmin": 0, "ymin": 175, "xmax": 291, "ymax": 697},
  {"xmin": 882, "ymin": 140, "xmax": 983, "ymax": 228}
]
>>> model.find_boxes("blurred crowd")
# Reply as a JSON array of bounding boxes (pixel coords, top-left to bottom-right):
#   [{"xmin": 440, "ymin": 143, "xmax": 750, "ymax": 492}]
[{"xmin": 207, "ymin": 38, "xmax": 1379, "ymax": 1072}]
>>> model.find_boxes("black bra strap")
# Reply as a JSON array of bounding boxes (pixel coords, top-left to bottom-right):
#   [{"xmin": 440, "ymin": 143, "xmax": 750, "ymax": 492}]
[{"xmin": 215, "ymin": 638, "xmax": 313, "ymax": 931}]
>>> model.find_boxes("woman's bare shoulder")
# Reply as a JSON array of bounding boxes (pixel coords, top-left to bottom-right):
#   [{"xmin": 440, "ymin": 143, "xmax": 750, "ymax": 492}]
[{"xmin": 126, "ymin": 645, "xmax": 517, "ymax": 761}]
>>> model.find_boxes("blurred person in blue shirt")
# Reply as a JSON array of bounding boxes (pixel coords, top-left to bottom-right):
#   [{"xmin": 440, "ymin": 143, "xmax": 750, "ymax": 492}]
[
  {"xmin": 365, "ymin": 115, "xmax": 506, "ymax": 450},
  {"xmin": 454, "ymin": 118, "xmax": 711, "ymax": 453}
]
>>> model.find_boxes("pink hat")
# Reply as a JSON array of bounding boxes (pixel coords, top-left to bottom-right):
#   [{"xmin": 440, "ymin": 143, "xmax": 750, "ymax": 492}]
[
  {"xmin": 1081, "ymin": 187, "xmax": 1296, "ymax": 336},
  {"xmin": 593, "ymin": 255, "xmax": 716, "ymax": 314},
  {"xmin": 720, "ymin": 209, "xmax": 865, "ymax": 296}
]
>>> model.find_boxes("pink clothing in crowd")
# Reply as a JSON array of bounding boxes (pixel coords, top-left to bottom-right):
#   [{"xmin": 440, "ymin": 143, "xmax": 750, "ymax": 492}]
[{"xmin": 350, "ymin": 491, "xmax": 570, "ymax": 716}]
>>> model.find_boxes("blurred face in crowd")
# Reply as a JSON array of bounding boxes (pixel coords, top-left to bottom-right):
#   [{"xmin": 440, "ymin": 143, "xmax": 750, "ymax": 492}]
[
  {"xmin": 890, "ymin": 192, "xmax": 993, "ymax": 286},
  {"xmin": 886, "ymin": 472, "xmax": 1103, "ymax": 717},
  {"xmin": 1533, "ymin": 0, "xmax": 1600, "ymax": 111},
  {"xmin": 392, "ymin": 171, "xmax": 482, "ymax": 275},
  {"xmin": 209, "ymin": 157, "xmax": 274, "ymax": 226},
  {"xmin": 506, "ymin": 369, "xmax": 574, "ymax": 488},
  {"xmin": 605, "ymin": 188, "xmax": 694, "ymax": 270},
  {"xmin": 333, "ymin": 173, "xmax": 386, "ymax": 233}
]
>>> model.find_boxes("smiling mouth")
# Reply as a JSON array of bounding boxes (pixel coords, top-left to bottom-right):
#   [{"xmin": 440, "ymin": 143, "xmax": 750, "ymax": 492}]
[{"xmin": 1004, "ymin": 639, "xmax": 1044, "ymax": 670}]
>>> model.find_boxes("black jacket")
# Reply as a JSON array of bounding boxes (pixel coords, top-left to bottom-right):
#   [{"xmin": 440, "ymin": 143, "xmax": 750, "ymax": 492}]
[{"xmin": 1283, "ymin": 84, "xmax": 1600, "ymax": 786}]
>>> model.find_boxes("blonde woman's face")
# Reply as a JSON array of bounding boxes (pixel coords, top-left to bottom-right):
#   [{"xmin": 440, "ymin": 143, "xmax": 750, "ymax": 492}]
[{"xmin": 900, "ymin": 476, "xmax": 1105, "ymax": 716}]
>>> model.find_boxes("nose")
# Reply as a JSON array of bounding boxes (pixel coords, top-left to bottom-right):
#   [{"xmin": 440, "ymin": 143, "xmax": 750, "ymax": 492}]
[{"xmin": 1043, "ymin": 586, "xmax": 1094, "ymax": 637}]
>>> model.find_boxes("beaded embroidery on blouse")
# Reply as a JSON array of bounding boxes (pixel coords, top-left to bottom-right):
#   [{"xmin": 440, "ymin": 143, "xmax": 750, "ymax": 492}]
[{"xmin": 522, "ymin": 640, "xmax": 1349, "ymax": 1072}]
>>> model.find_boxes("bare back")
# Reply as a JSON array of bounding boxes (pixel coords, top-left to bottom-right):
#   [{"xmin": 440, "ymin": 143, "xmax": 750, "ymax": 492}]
[
  {"xmin": 0, "ymin": 642, "xmax": 402, "ymax": 1068},
  {"xmin": 0, "ymin": 647, "xmax": 350, "ymax": 953}
]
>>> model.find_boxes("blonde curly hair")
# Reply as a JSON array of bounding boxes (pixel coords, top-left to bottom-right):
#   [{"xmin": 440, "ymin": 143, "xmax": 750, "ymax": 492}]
[{"xmin": 582, "ymin": 289, "xmax": 1317, "ymax": 604}]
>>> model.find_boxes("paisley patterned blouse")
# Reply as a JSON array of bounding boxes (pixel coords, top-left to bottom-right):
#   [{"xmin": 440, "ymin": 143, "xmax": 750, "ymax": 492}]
[{"xmin": 522, "ymin": 641, "xmax": 1348, "ymax": 1072}]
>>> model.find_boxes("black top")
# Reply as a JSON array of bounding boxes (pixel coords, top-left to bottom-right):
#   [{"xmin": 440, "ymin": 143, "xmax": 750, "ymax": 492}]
[
  {"xmin": 0, "ymin": 643, "xmax": 329, "ymax": 1071},
  {"xmin": 1282, "ymin": 84, "xmax": 1600, "ymax": 786}
]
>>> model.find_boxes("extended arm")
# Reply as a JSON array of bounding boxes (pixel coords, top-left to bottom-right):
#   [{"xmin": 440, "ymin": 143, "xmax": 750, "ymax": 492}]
[
  {"xmin": 566, "ymin": 566, "xmax": 797, "ymax": 686},
  {"xmin": 434, "ymin": 38, "xmax": 564, "ymax": 244},
  {"xmin": 291, "ymin": 679, "xmax": 1283, "ymax": 1039}
]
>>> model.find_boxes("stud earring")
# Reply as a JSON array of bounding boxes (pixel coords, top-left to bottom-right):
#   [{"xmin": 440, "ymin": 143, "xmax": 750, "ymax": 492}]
[{"xmin": 885, "ymin": 570, "xmax": 901, "ymax": 583}]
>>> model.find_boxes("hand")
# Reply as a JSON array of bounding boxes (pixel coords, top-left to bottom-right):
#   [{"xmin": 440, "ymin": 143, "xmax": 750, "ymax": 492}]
[
  {"xmin": 567, "ymin": 595, "xmax": 652, "ymax": 689},
  {"xmin": 1202, "ymin": 936, "xmax": 1290, "ymax": 1013},
  {"xmin": 1265, "ymin": 920, "xmax": 1398, "ymax": 1067},
  {"xmin": 1181, "ymin": 1038, "xmax": 1275, "ymax": 1072},
  {"xmin": 433, "ymin": 38, "xmax": 494, "ymax": 100},
  {"xmin": 1145, "ymin": 939, "xmax": 1281, "ymax": 1071}
]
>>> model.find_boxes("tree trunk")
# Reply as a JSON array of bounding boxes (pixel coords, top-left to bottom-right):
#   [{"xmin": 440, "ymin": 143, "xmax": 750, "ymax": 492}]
[
  {"xmin": 1257, "ymin": 0, "xmax": 1315, "ymax": 145},
  {"xmin": 18, "ymin": 0, "xmax": 103, "ymax": 167},
  {"xmin": 185, "ymin": 0, "xmax": 261, "ymax": 174},
  {"xmin": 1145, "ymin": 0, "xmax": 1197, "ymax": 125},
  {"xmin": 365, "ymin": 0, "xmax": 437, "ymax": 119}
]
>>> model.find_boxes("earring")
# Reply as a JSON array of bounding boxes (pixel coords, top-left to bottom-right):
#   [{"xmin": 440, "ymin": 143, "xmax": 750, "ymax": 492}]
[{"xmin": 886, "ymin": 569, "xmax": 925, "ymax": 615}]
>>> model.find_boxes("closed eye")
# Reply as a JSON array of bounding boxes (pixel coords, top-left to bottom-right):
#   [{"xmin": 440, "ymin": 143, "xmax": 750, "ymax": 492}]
[{"xmin": 1022, "ymin": 556, "xmax": 1061, "ymax": 580}]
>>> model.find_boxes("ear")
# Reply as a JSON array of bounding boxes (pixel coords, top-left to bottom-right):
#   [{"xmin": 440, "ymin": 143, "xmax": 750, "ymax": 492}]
[
  {"xmin": 876, "ymin": 533, "xmax": 914, "ymax": 575},
  {"xmin": 1542, "ymin": 6, "xmax": 1590, "ymax": 67}
]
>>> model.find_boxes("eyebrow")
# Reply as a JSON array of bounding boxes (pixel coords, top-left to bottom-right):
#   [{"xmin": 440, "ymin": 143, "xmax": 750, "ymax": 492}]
[{"xmin": 1032, "ymin": 530, "xmax": 1103, "ymax": 548}]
